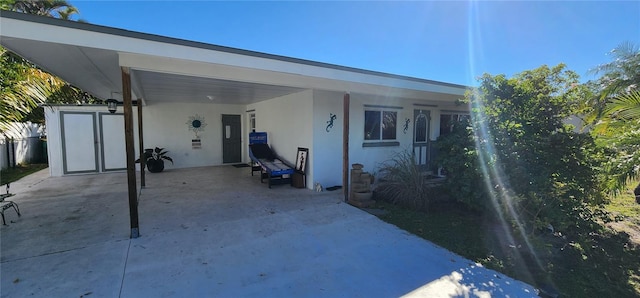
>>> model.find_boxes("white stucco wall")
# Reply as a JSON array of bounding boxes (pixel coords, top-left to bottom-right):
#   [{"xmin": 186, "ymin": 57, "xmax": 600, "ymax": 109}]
[
  {"xmin": 142, "ymin": 102, "xmax": 245, "ymax": 169},
  {"xmin": 44, "ymin": 107, "xmax": 61, "ymax": 175},
  {"xmin": 45, "ymin": 103, "xmax": 249, "ymax": 176},
  {"xmin": 247, "ymin": 90, "xmax": 314, "ymax": 188},
  {"xmin": 347, "ymin": 94, "xmax": 415, "ymax": 175},
  {"xmin": 564, "ymin": 115, "xmax": 587, "ymax": 132},
  {"xmin": 43, "ymin": 90, "xmax": 467, "ymax": 183},
  {"xmin": 311, "ymin": 90, "xmax": 344, "ymax": 189},
  {"xmin": 309, "ymin": 91, "xmax": 468, "ymax": 187}
]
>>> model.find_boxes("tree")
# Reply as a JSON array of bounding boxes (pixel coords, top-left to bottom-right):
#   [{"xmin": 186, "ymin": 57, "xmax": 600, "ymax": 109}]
[
  {"xmin": 10, "ymin": 0, "xmax": 80, "ymax": 20},
  {"xmin": 591, "ymin": 42, "xmax": 640, "ymax": 98},
  {"xmin": 436, "ymin": 64, "xmax": 605, "ymax": 233},
  {"xmin": 588, "ymin": 43, "xmax": 640, "ymax": 198},
  {"xmin": 583, "ymin": 42, "xmax": 640, "ymax": 124},
  {"xmin": 598, "ymin": 91, "xmax": 640, "ymax": 202},
  {"xmin": 0, "ymin": 0, "xmax": 90, "ymax": 134},
  {"xmin": 0, "ymin": 47, "xmax": 37, "ymax": 132}
]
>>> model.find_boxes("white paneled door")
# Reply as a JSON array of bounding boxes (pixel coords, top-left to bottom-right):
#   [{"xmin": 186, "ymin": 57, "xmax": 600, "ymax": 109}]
[
  {"xmin": 413, "ymin": 109, "xmax": 431, "ymax": 170},
  {"xmin": 99, "ymin": 113, "xmax": 126, "ymax": 171},
  {"xmin": 61, "ymin": 112, "xmax": 99, "ymax": 174},
  {"xmin": 61, "ymin": 112, "xmax": 126, "ymax": 174}
]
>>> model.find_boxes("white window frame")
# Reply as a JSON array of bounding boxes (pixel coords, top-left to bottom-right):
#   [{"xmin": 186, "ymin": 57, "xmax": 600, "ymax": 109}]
[
  {"xmin": 249, "ymin": 113, "xmax": 256, "ymax": 132},
  {"xmin": 363, "ymin": 105, "xmax": 401, "ymax": 147}
]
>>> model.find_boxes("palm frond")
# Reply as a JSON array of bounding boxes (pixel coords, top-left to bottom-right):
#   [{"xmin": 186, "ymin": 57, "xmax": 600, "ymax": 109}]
[
  {"xmin": 604, "ymin": 90, "xmax": 640, "ymax": 120},
  {"xmin": 0, "ymin": 68, "xmax": 60, "ymax": 132},
  {"xmin": 589, "ymin": 41, "xmax": 640, "ymax": 76}
]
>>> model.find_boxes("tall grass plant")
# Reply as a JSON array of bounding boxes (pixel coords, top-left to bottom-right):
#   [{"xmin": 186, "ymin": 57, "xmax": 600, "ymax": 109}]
[{"xmin": 375, "ymin": 149, "xmax": 433, "ymax": 211}]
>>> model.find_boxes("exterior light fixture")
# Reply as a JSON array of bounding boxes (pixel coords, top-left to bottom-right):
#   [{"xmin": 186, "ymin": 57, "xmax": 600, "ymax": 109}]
[{"xmin": 106, "ymin": 98, "xmax": 119, "ymax": 114}]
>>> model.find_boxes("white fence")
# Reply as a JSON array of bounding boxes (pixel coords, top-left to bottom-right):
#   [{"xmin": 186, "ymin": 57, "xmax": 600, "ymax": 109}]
[
  {"xmin": 0, "ymin": 140, "xmax": 6, "ymax": 170},
  {"xmin": 1, "ymin": 122, "xmax": 46, "ymax": 170}
]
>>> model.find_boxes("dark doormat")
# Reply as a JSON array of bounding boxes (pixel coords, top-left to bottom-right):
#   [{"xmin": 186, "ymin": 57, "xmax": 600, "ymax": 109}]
[{"xmin": 232, "ymin": 164, "xmax": 251, "ymax": 168}]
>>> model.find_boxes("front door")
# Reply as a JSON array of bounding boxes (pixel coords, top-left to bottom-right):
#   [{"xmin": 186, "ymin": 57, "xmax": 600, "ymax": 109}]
[
  {"xmin": 222, "ymin": 114, "xmax": 242, "ymax": 163},
  {"xmin": 413, "ymin": 109, "xmax": 431, "ymax": 170}
]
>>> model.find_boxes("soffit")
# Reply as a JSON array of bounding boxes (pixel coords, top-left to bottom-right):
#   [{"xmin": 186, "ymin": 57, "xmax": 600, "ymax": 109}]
[{"xmin": 133, "ymin": 70, "xmax": 305, "ymax": 104}]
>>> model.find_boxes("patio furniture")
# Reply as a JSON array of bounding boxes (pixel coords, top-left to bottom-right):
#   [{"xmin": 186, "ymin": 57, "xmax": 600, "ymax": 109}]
[
  {"xmin": 292, "ymin": 147, "xmax": 308, "ymax": 188},
  {"xmin": 1, "ymin": 183, "xmax": 21, "ymax": 225},
  {"xmin": 249, "ymin": 132, "xmax": 294, "ymax": 188}
]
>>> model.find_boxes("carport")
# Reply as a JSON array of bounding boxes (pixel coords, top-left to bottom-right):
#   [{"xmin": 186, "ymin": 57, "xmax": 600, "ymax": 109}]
[{"xmin": 1, "ymin": 11, "xmax": 356, "ymax": 238}]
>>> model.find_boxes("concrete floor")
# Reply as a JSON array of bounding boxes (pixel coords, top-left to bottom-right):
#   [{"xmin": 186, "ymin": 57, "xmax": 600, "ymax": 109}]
[{"xmin": 1, "ymin": 166, "xmax": 538, "ymax": 297}]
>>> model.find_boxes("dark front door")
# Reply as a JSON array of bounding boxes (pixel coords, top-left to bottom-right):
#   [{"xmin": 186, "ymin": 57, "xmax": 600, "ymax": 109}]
[
  {"xmin": 413, "ymin": 109, "xmax": 431, "ymax": 170},
  {"xmin": 222, "ymin": 114, "xmax": 242, "ymax": 163}
]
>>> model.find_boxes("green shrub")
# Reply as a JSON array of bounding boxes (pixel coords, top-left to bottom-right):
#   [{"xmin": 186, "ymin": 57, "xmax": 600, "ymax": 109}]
[
  {"xmin": 434, "ymin": 118, "xmax": 489, "ymax": 211},
  {"xmin": 436, "ymin": 65, "xmax": 607, "ymax": 235}
]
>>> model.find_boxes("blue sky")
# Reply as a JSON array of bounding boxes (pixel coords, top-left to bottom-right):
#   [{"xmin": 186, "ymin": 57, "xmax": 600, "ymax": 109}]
[{"xmin": 72, "ymin": 1, "xmax": 640, "ymax": 86}]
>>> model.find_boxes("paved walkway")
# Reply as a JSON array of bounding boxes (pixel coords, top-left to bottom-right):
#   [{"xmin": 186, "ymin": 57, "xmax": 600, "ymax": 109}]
[{"xmin": 1, "ymin": 166, "xmax": 538, "ymax": 297}]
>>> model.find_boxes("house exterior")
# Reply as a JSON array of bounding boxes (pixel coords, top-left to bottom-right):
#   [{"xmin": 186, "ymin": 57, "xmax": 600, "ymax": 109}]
[{"xmin": 1, "ymin": 11, "xmax": 469, "ymax": 190}]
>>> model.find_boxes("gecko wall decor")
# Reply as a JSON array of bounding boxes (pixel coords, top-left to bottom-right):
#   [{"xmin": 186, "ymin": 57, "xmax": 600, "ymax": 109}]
[
  {"xmin": 403, "ymin": 118, "xmax": 411, "ymax": 134},
  {"xmin": 326, "ymin": 113, "xmax": 337, "ymax": 132}
]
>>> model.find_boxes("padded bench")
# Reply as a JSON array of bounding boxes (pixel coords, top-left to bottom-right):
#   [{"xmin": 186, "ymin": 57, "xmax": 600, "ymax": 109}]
[
  {"xmin": 249, "ymin": 143, "xmax": 294, "ymax": 188},
  {"xmin": 1, "ymin": 183, "xmax": 21, "ymax": 225}
]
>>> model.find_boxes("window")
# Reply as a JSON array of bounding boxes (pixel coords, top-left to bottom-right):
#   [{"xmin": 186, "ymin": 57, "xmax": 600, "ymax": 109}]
[
  {"xmin": 365, "ymin": 110, "xmax": 397, "ymax": 140},
  {"xmin": 439, "ymin": 113, "xmax": 470, "ymax": 136},
  {"xmin": 249, "ymin": 113, "xmax": 256, "ymax": 132}
]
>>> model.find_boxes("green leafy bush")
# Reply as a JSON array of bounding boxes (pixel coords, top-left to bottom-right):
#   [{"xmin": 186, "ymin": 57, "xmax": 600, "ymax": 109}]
[
  {"xmin": 436, "ymin": 64, "xmax": 607, "ymax": 234},
  {"xmin": 434, "ymin": 118, "xmax": 488, "ymax": 211}
]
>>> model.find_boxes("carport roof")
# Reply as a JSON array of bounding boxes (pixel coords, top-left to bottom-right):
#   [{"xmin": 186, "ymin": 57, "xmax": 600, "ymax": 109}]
[{"xmin": 0, "ymin": 10, "xmax": 468, "ymax": 105}]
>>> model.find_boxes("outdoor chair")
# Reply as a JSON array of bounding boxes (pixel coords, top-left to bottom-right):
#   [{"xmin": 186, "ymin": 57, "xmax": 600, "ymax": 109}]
[
  {"xmin": 1, "ymin": 183, "xmax": 21, "ymax": 225},
  {"xmin": 248, "ymin": 132, "xmax": 294, "ymax": 188}
]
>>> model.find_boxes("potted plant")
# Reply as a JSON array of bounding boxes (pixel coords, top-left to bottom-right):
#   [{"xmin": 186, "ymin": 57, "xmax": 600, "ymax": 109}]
[{"xmin": 138, "ymin": 147, "xmax": 173, "ymax": 173}]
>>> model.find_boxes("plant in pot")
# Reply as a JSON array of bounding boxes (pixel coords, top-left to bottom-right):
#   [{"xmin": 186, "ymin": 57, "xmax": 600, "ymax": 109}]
[{"xmin": 137, "ymin": 147, "xmax": 173, "ymax": 173}]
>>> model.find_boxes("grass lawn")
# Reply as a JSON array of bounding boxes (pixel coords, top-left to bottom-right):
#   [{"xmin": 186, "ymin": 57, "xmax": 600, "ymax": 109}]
[
  {"xmin": 1, "ymin": 163, "xmax": 48, "ymax": 185},
  {"xmin": 606, "ymin": 182, "xmax": 640, "ymax": 243},
  {"xmin": 607, "ymin": 183, "xmax": 640, "ymax": 218},
  {"xmin": 374, "ymin": 199, "xmax": 640, "ymax": 297}
]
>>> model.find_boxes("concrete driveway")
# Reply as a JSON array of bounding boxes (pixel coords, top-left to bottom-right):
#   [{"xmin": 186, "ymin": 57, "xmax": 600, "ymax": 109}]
[{"xmin": 1, "ymin": 166, "xmax": 538, "ymax": 297}]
